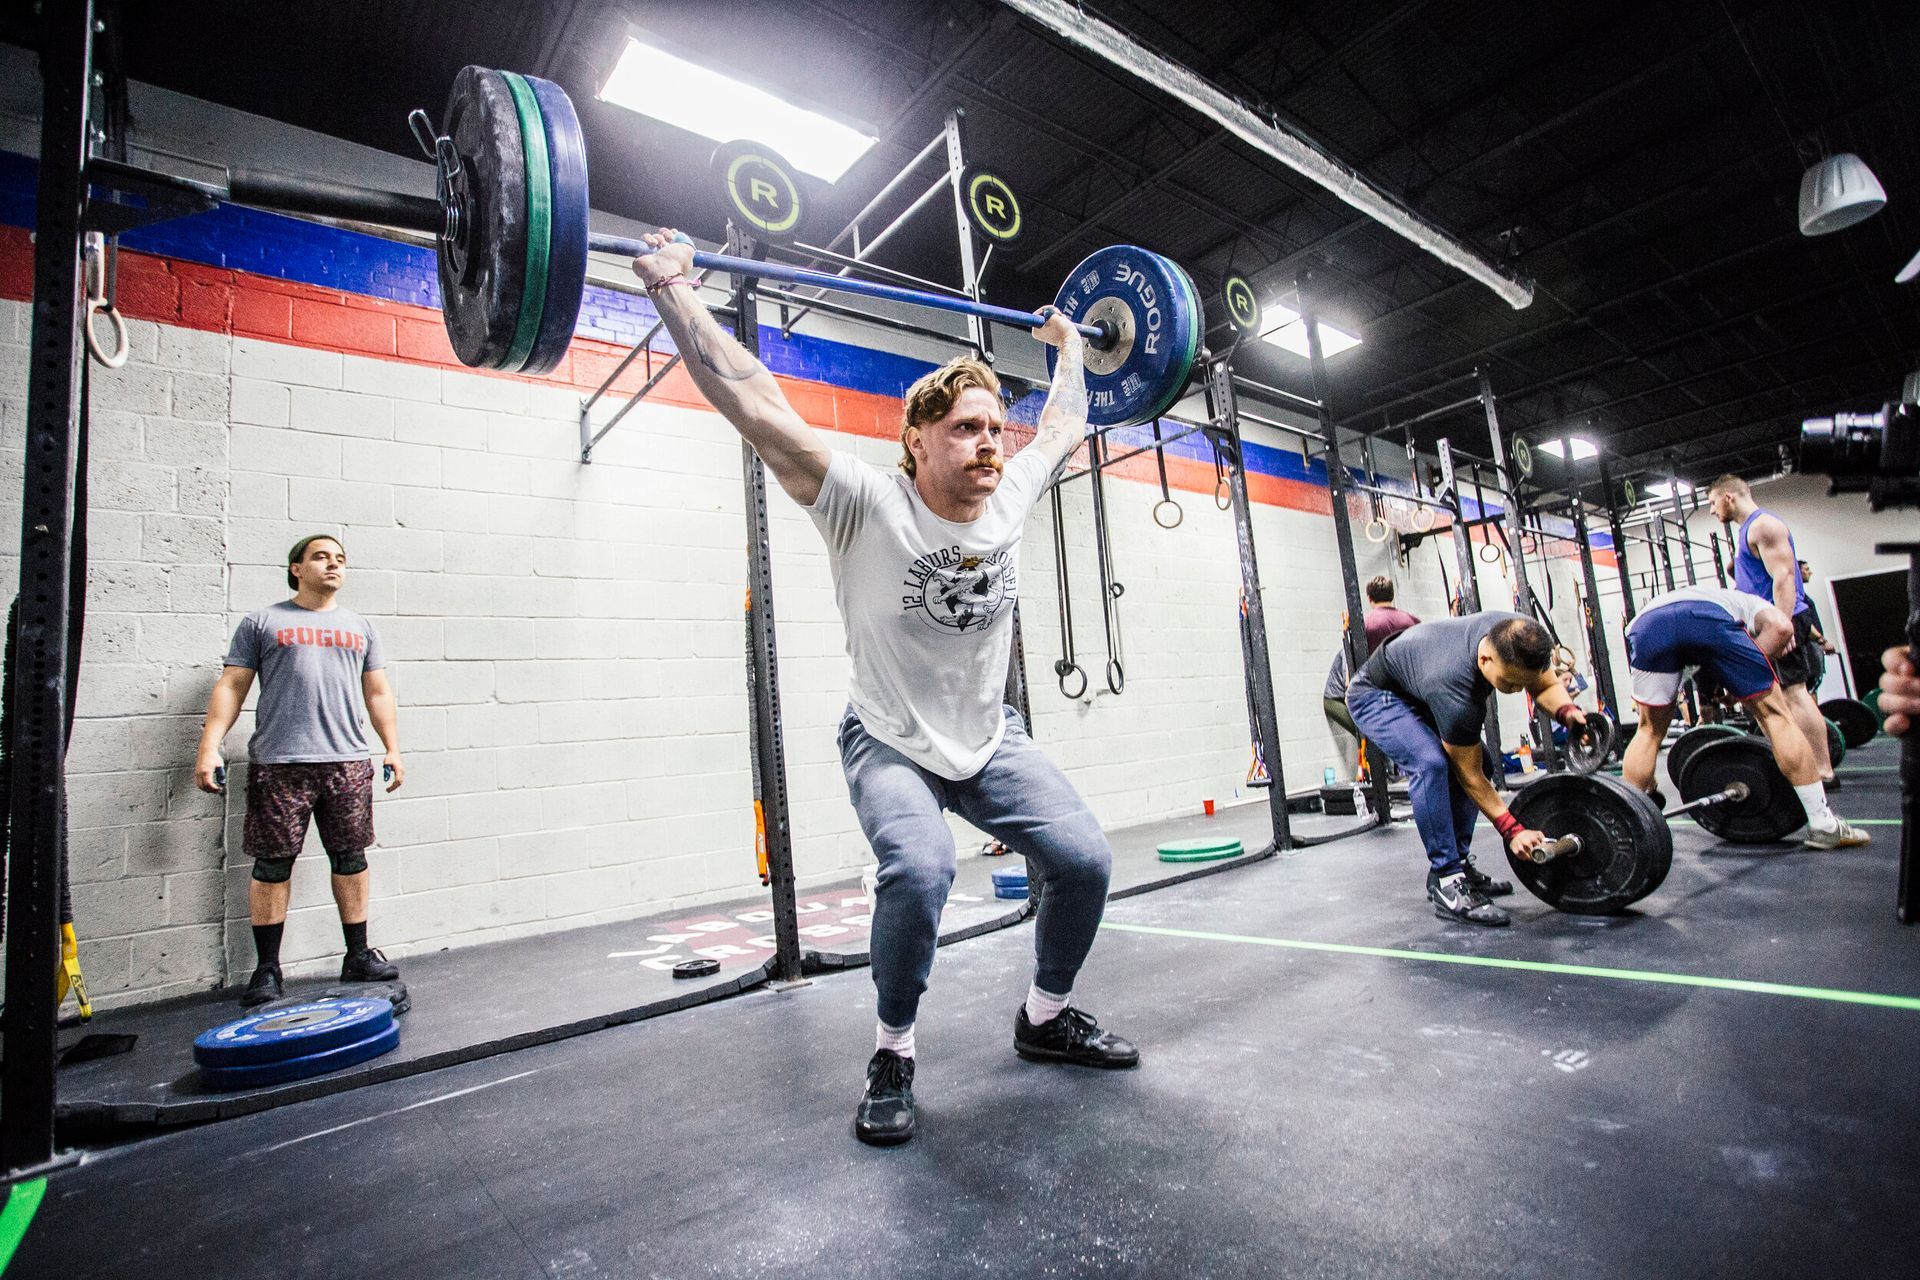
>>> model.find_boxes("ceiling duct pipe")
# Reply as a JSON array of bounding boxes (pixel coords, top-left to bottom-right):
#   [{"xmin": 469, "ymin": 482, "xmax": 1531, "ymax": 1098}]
[{"xmin": 999, "ymin": 0, "xmax": 1535, "ymax": 309}]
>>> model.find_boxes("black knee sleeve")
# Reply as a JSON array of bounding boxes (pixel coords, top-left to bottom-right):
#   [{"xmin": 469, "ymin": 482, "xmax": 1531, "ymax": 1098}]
[
  {"xmin": 250, "ymin": 858, "xmax": 294, "ymax": 884},
  {"xmin": 327, "ymin": 848, "xmax": 369, "ymax": 876}
]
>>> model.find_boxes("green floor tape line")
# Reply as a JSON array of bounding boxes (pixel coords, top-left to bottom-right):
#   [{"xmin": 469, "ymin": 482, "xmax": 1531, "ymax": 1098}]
[
  {"xmin": 0, "ymin": 1177, "xmax": 46, "ymax": 1274},
  {"xmin": 1101, "ymin": 922, "xmax": 1920, "ymax": 1012}
]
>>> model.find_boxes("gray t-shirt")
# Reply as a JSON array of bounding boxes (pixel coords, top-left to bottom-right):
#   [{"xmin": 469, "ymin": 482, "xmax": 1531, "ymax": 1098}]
[
  {"xmin": 224, "ymin": 601, "xmax": 385, "ymax": 763},
  {"xmin": 1348, "ymin": 611, "xmax": 1524, "ymax": 746}
]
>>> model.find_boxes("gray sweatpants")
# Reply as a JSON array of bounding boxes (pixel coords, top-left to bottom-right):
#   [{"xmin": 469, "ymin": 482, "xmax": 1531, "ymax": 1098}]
[{"xmin": 838, "ymin": 705, "xmax": 1112, "ymax": 1028}]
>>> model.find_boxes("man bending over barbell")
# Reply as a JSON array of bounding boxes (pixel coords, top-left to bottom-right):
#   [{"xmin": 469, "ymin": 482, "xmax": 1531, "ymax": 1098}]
[
  {"xmin": 1346, "ymin": 613, "xmax": 1582, "ymax": 927},
  {"xmin": 1621, "ymin": 584, "xmax": 1868, "ymax": 849},
  {"xmin": 632, "ymin": 231, "xmax": 1135, "ymax": 1149}
]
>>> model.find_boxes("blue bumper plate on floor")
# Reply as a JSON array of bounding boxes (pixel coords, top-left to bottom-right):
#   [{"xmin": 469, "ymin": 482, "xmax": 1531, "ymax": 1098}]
[
  {"xmin": 199, "ymin": 1021, "xmax": 402, "ymax": 1091},
  {"xmin": 193, "ymin": 997, "xmax": 394, "ymax": 1069}
]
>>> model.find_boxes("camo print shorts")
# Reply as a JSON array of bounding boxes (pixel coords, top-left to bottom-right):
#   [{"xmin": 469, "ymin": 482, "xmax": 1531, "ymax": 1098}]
[{"xmin": 243, "ymin": 760, "xmax": 376, "ymax": 863}]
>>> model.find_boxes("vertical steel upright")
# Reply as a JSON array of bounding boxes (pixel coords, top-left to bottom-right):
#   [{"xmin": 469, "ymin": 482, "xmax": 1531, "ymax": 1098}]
[
  {"xmin": 4, "ymin": 0, "xmax": 94, "ymax": 1174},
  {"xmin": 1881, "ymin": 540, "xmax": 1918, "ymax": 925},
  {"xmin": 1300, "ymin": 283, "xmax": 1389, "ymax": 820},
  {"xmin": 1204, "ymin": 361, "xmax": 1291, "ymax": 849},
  {"xmin": 1437, "ymin": 439, "xmax": 1504, "ymax": 786},
  {"xmin": 1478, "ymin": 369, "xmax": 1558, "ymax": 769},
  {"xmin": 730, "ymin": 235, "xmax": 803, "ymax": 984},
  {"xmin": 1567, "ymin": 494, "xmax": 1619, "ymax": 718},
  {"xmin": 1669, "ymin": 470, "xmax": 1697, "ymax": 585},
  {"xmin": 1597, "ymin": 456, "xmax": 1639, "ymax": 622}
]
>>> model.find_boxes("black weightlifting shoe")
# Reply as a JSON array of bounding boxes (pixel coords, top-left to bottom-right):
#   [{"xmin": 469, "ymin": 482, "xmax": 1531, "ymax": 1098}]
[
  {"xmin": 1460, "ymin": 854, "xmax": 1513, "ymax": 898},
  {"xmin": 854, "ymin": 1049, "xmax": 916, "ymax": 1146},
  {"xmin": 241, "ymin": 963, "xmax": 283, "ymax": 1007},
  {"xmin": 1428, "ymin": 869, "xmax": 1511, "ymax": 927},
  {"xmin": 1014, "ymin": 1006, "xmax": 1140, "ymax": 1069},
  {"xmin": 340, "ymin": 947, "xmax": 400, "ymax": 983}
]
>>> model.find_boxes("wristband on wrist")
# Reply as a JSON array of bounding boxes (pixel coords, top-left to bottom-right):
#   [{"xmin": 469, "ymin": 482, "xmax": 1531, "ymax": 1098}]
[
  {"xmin": 1493, "ymin": 811, "xmax": 1524, "ymax": 843},
  {"xmin": 1553, "ymin": 702, "xmax": 1579, "ymax": 727},
  {"xmin": 645, "ymin": 274, "xmax": 694, "ymax": 295}
]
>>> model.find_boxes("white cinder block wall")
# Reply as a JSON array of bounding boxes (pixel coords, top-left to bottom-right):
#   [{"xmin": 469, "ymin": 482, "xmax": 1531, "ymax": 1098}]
[{"xmin": 1, "ymin": 292, "xmax": 1514, "ymax": 1009}]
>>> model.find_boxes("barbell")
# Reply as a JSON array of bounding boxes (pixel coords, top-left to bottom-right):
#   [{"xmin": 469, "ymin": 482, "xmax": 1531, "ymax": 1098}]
[
  {"xmin": 1502, "ymin": 727, "xmax": 1812, "ymax": 914},
  {"xmin": 398, "ymin": 67, "xmax": 1201, "ymax": 426}
]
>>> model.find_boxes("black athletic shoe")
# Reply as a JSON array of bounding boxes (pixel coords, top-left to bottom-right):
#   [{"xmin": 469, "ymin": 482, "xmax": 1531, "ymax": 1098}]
[
  {"xmin": 854, "ymin": 1049, "xmax": 916, "ymax": 1146},
  {"xmin": 1014, "ymin": 1006, "xmax": 1140, "ymax": 1069},
  {"xmin": 1460, "ymin": 855, "xmax": 1513, "ymax": 898},
  {"xmin": 1428, "ymin": 870, "xmax": 1511, "ymax": 927},
  {"xmin": 340, "ymin": 947, "xmax": 399, "ymax": 983},
  {"xmin": 241, "ymin": 963, "xmax": 283, "ymax": 1007}
]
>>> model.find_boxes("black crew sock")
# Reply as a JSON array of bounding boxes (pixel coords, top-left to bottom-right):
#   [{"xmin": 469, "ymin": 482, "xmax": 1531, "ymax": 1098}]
[
  {"xmin": 343, "ymin": 920, "xmax": 369, "ymax": 954},
  {"xmin": 252, "ymin": 922, "xmax": 284, "ymax": 970}
]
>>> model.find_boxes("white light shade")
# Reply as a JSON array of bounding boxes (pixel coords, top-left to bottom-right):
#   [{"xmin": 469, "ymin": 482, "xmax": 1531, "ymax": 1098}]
[
  {"xmin": 1896, "ymin": 246, "xmax": 1920, "ymax": 286},
  {"xmin": 1538, "ymin": 436, "xmax": 1597, "ymax": 461},
  {"xmin": 1259, "ymin": 303, "xmax": 1362, "ymax": 358},
  {"xmin": 1797, "ymin": 153, "xmax": 1886, "ymax": 236},
  {"xmin": 599, "ymin": 37, "xmax": 878, "ymax": 182},
  {"xmin": 1646, "ymin": 478, "xmax": 1694, "ymax": 498}
]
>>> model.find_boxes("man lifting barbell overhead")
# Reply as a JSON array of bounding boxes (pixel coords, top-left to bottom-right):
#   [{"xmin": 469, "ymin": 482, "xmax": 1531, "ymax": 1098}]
[
  {"xmin": 1619, "ymin": 584, "xmax": 1868, "ymax": 850},
  {"xmin": 631, "ymin": 230, "xmax": 1136, "ymax": 1149},
  {"xmin": 1346, "ymin": 613, "xmax": 1582, "ymax": 927}
]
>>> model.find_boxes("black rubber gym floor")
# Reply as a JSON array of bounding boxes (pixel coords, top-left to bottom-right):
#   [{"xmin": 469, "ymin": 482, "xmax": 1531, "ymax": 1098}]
[{"xmin": 16, "ymin": 739, "xmax": 1915, "ymax": 1278}]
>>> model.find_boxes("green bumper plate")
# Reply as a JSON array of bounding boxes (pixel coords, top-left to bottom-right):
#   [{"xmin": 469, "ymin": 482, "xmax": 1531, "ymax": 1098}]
[{"xmin": 1157, "ymin": 837, "xmax": 1245, "ymax": 863}]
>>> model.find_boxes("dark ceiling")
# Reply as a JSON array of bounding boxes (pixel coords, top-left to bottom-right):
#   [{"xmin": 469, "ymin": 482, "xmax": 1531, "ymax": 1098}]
[{"xmin": 14, "ymin": 0, "xmax": 1919, "ymax": 489}]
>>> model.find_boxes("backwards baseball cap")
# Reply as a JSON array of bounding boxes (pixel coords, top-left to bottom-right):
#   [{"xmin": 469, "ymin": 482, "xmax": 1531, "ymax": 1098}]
[{"xmin": 287, "ymin": 534, "xmax": 345, "ymax": 590}]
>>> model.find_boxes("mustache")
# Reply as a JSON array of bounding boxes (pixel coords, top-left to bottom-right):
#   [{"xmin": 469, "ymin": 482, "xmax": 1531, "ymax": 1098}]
[{"xmin": 967, "ymin": 457, "xmax": 1004, "ymax": 473}]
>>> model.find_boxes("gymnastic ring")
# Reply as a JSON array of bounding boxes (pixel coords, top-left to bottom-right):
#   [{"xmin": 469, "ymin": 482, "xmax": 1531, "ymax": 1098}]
[
  {"xmin": 1152, "ymin": 497, "xmax": 1184, "ymax": 529},
  {"xmin": 1519, "ymin": 532, "xmax": 1539, "ymax": 556},
  {"xmin": 1214, "ymin": 476, "xmax": 1232, "ymax": 510},
  {"xmin": 1479, "ymin": 542, "xmax": 1503, "ymax": 563},
  {"xmin": 1363, "ymin": 517, "xmax": 1391, "ymax": 543},
  {"xmin": 85, "ymin": 299, "xmax": 129, "ymax": 370},
  {"xmin": 1411, "ymin": 506, "xmax": 1436, "ymax": 532},
  {"xmin": 1105, "ymin": 659, "xmax": 1126, "ymax": 695},
  {"xmin": 1552, "ymin": 644, "xmax": 1578, "ymax": 677},
  {"xmin": 1055, "ymin": 661, "xmax": 1088, "ymax": 700}
]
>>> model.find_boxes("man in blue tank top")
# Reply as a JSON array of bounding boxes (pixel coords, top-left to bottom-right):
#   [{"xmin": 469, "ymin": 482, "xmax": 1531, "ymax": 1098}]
[{"xmin": 1706, "ymin": 475, "xmax": 1835, "ymax": 784}]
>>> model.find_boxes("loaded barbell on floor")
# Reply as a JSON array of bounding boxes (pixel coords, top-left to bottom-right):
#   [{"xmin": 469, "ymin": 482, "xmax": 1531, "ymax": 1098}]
[{"xmin": 1503, "ymin": 728, "xmax": 1806, "ymax": 915}]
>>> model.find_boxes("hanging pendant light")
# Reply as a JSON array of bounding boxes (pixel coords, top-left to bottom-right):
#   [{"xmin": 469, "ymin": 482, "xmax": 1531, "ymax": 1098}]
[
  {"xmin": 1797, "ymin": 153, "xmax": 1886, "ymax": 236},
  {"xmin": 1895, "ymin": 246, "xmax": 1920, "ymax": 286}
]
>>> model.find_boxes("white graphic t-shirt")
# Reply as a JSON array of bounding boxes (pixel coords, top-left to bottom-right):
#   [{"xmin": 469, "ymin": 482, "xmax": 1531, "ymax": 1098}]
[{"xmin": 806, "ymin": 447, "xmax": 1052, "ymax": 780}]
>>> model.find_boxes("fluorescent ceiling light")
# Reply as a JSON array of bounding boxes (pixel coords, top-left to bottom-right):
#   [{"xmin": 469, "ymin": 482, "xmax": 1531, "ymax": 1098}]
[
  {"xmin": 1646, "ymin": 478, "xmax": 1694, "ymax": 498},
  {"xmin": 1538, "ymin": 437, "xmax": 1597, "ymax": 461},
  {"xmin": 1259, "ymin": 303, "xmax": 1362, "ymax": 359},
  {"xmin": 599, "ymin": 36, "xmax": 878, "ymax": 182}
]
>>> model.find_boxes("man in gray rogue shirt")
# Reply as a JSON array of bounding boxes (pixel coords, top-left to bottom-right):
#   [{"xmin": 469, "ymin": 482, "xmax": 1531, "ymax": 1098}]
[{"xmin": 195, "ymin": 535, "xmax": 405, "ymax": 1006}]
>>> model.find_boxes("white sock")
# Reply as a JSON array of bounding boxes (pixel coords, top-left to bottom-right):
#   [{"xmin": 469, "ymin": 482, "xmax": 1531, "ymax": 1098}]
[
  {"xmin": 1025, "ymin": 984, "xmax": 1070, "ymax": 1026},
  {"xmin": 875, "ymin": 1020, "xmax": 915, "ymax": 1059},
  {"xmin": 1792, "ymin": 782, "xmax": 1837, "ymax": 831}
]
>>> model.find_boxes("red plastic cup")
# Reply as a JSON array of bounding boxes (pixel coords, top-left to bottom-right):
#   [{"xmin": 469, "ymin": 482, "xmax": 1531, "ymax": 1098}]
[{"xmin": 1203, "ymin": 798, "xmax": 1216, "ymax": 816}]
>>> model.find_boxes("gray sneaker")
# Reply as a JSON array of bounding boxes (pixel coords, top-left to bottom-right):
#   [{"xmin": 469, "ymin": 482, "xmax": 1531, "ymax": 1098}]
[
  {"xmin": 1428, "ymin": 870, "xmax": 1510, "ymax": 926},
  {"xmin": 1804, "ymin": 820, "xmax": 1871, "ymax": 850}
]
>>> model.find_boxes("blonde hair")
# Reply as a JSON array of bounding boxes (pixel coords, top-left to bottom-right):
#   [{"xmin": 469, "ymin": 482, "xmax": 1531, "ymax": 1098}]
[
  {"xmin": 898, "ymin": 357, "xmax": 1002, "ymax": 478},
  {"xmin": 1707, "ymin": 474, "xmax": 1750, "ymax": 500}
]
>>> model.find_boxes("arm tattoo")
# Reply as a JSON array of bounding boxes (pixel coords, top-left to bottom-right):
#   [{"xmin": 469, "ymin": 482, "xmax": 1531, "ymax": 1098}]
[
  {"xmin": 686, "ymin": 307, "xmax": 766, "ymax": 383},
  {"xmin": 1043, "ymin": 340, "xmax": 1090, "ymax": 431}
]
